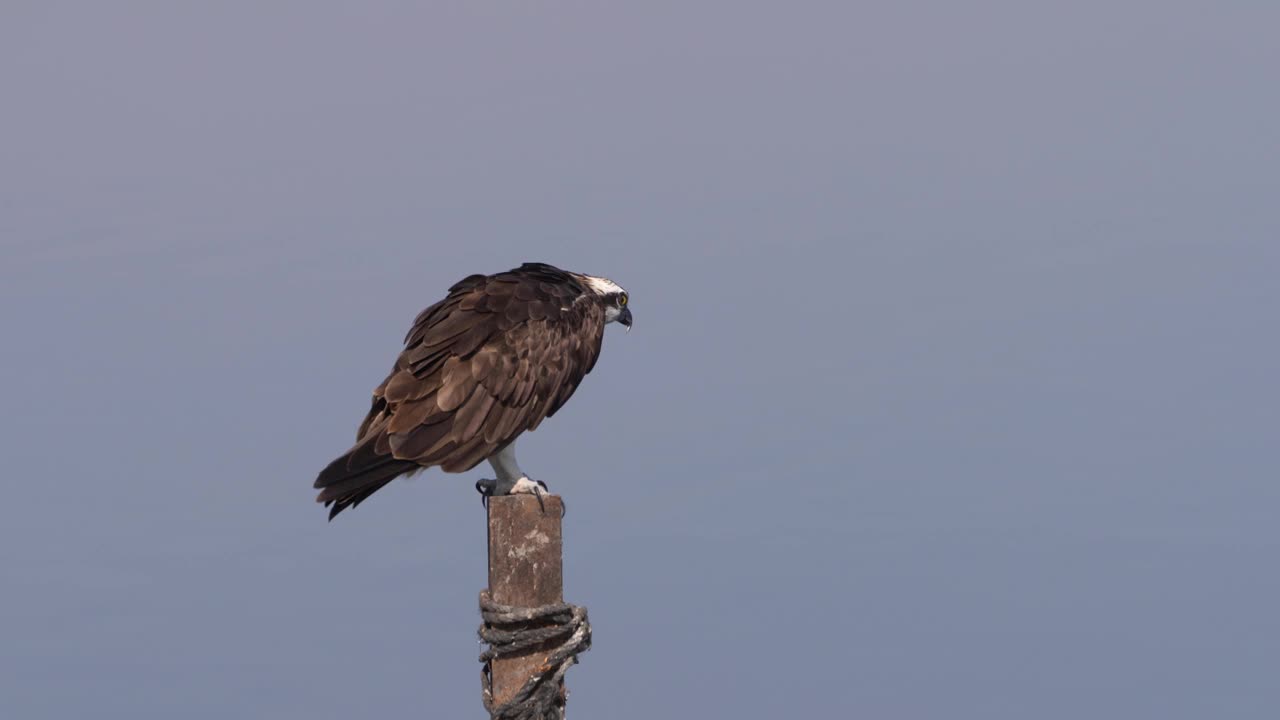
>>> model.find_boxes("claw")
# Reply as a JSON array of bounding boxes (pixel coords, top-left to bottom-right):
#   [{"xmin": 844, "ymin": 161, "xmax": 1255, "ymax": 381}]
[
  {"xmin": 531, "ymin": 480, "xmax": 568, "ymax": 518},
  {"xmin": 475, "ymin": 478, "xmax": 498, "ymax": 509},
  {"xmin": 532, "ymin": 480, "xmax": 547, "ymax": 514},
  {"xmin": 533, "ymin": 481, "xmax": 567, "ymax": 517}
]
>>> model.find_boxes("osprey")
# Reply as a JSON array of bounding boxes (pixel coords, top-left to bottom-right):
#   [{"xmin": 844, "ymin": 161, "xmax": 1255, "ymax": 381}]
[{"xmin": 314, "ymin": 262, "xmax": 632, "ymax": 519}]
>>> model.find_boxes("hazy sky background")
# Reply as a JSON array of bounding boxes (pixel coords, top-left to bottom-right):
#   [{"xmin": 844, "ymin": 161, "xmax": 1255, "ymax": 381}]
[{"xmin": 2, "ymin": 2, "xmax": 1277, "ymax": 718}]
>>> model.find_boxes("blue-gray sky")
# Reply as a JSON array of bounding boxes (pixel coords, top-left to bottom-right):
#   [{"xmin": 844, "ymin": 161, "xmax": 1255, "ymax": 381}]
[{"xmin": 2, "ymin": 2, "xmax": 1277, "ymax": 718}]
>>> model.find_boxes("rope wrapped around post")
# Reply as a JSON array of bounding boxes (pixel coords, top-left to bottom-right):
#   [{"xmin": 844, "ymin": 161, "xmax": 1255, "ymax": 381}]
[{"xmin": 479, "ymin": 590, "xmax": 592, "ymax": 720}]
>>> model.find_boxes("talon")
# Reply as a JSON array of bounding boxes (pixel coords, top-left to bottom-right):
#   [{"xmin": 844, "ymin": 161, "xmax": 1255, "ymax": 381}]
[
  {"xmin": 534, "ymin": 480, "xmax": 549, "ymax": 514},
  {"xmin": 475, "ymin": 478, "xmax": 498, "ymax": 509},
  {"xmin": 532, "ymin": 480, "xmax": 547, "ymax": 514}
]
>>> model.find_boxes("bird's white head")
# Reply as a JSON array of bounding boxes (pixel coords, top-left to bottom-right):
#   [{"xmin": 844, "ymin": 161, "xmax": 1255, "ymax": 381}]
[{"xmin": 575, "ymin": 273, "xmax": 633, "ymax": 329}]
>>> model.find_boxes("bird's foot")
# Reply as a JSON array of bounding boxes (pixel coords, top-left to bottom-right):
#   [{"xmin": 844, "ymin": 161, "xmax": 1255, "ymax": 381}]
[
  {"xmin": 474, "ymin": 476, "xmax": 563, "ymax": 516},
  {"xmin": 519, "ymin": 477, "xmax": 566, "ymax": 517},
  {"xmin": 510, "ymin": 476, "xmax": 549, "ymax": 496},
  {"xmin": 475, "ymin": 478, "xmax": 499, "ymax": 509},
  {"xmin": 512, "ymin": 476, "xmax": 552, "ymax": 514}
]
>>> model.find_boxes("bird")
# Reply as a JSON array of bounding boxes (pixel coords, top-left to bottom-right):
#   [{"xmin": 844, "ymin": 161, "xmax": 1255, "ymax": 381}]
[{"xmin": 313, "ymin": 262, "xmax": 632, "ymax": 520}]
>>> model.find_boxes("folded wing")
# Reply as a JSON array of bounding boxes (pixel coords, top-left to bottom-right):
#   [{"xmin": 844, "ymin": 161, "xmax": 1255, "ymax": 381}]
[{"xmin": 314, "ymin": 264, "xmax": 606, "ymax": 519}]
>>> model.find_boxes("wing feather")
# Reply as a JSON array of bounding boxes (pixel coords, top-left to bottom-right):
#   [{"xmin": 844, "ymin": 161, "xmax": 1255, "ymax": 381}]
[
  {"xmin": 388, "ymin": 414, "xmax": 453, "ymax": 457},
  {"xmin": 454, "ymin": 387, "xmax": 497, "ymax": 443},
  {"xmin": 387, "ymin": 393, "xmax": 439, "ymax": 433}
]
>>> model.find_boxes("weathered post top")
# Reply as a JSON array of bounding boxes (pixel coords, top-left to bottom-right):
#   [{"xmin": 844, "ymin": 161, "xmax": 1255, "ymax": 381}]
[{"xmin": 486, "ymin": 495, "xmax": 565, "ymax": 708}]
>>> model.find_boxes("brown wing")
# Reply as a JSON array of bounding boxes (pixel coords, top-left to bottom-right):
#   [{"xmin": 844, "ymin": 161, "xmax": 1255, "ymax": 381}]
[{"xmin": 314, "ymin": 263, "xmax": 605, "ymax": 518}]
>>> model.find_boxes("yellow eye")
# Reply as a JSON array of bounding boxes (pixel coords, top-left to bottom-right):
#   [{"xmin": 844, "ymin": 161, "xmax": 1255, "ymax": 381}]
[{"xmin": 618, "ymin": 293, "xmax": 628, "ymax": 306}]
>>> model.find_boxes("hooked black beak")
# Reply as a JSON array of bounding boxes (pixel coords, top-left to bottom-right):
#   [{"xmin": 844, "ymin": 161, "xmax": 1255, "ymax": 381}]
[{"xmin": 618, "ymin": 307, "xmax": 633, "ymax": 330}]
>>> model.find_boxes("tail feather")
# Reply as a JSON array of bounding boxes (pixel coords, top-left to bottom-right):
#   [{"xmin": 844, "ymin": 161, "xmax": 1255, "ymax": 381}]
[{"xmin": 314, "ymin": 443, "xmax": 418, "ymax": 521}]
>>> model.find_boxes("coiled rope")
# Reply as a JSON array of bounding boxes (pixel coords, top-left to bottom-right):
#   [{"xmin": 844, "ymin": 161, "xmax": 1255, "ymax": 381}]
[{"xmin": 478, "ymin": 590, "xmax": 592, "ymax": 720}]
